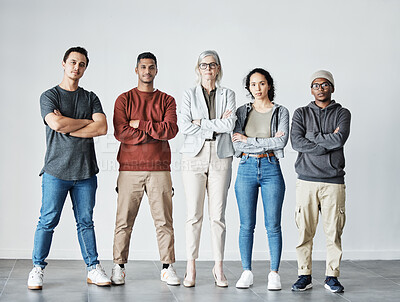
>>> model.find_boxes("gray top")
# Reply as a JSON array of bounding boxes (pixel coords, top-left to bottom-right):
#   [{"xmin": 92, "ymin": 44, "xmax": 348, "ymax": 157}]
[
  {"xmin": 290, "ymin": 100, "xmax": 351, "ymax": 184},
  {"xmin": 39, "ymin": 86, "xmax": 104, "ymax": 180},
  {"xmin": 233, "ymin": 102, "xmax": 289, "ymax": 159},
  {"xmin": 245, "ymin": 108, "xmax": 272, "ymax": 138}
]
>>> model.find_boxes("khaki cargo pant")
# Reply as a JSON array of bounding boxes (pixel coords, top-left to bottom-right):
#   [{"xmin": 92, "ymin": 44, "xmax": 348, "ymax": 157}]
[
  {"xmin": 113, "ymin": 171, "xmax": 175, "ymax": 264},
  {"xmin": 295, "ymin": 179, "xmax": 346, "ymax": 277}
]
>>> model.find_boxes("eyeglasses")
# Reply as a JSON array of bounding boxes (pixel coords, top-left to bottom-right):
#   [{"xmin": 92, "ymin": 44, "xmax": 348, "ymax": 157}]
[
  {"xmin": 311, "ymin": 82, "xmax": 332, "ymax": 90},
  {"xmin": 199, "ymin": 62, "xmax": 218, "ymax": 70}
]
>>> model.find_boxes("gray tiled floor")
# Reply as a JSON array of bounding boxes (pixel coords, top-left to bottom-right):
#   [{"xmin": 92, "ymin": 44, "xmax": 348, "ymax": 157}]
[{"xmin": 0, "ymin": 259, "xmax": 399, "ymax": 301}]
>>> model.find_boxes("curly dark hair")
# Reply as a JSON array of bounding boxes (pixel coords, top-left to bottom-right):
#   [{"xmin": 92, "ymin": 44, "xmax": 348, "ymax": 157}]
[
  {"xmin": 244, "ymin": 68, "xmax": 275, "ymax": 101},
  {"xmin": 63, "ymin": 47, "xmax": 89, "ymax": 67}
]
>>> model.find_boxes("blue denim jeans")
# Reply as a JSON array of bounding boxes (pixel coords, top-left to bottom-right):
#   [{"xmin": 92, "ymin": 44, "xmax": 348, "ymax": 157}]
[
  {"xmin": 234, "ymin": 155, "xmax": 285, "ymax": 271},
  {"xmin": 32, "ymin": 173, "xmax": 99, "ymax": 269}
]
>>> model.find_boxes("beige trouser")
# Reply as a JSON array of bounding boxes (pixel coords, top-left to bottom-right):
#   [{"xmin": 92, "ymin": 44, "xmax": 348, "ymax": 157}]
[
  {"xmin": 113, "ymin": 171, "xmax": 175, "ymax": 264},
  {"xmin": 295, "ymin": 179, "xmax": 346, "ymax": 277},
  {"xmin": 182, "ymin": 141, "xmax": 232, "ymax": 261}
]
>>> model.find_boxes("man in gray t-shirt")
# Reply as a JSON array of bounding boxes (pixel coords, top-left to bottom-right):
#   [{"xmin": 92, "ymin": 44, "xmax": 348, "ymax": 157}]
[{"xmin": 28, "ymin": 47, "xmax": 111, "ymax": 290}]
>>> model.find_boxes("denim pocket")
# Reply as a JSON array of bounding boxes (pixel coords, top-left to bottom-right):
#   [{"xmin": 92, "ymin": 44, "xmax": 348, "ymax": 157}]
[
  {"xmin": 239, "ymin": 156, "xmax": 248, "ymax": 164},
  {"xmin": 268, "ymin": 156, "xmax": 280, "ymax": 165}
]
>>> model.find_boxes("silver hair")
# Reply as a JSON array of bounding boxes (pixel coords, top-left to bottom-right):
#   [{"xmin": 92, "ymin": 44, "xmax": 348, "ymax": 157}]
[{"xmin": 195, "ymin": 50, "xmax": 223, "ymax": 86}]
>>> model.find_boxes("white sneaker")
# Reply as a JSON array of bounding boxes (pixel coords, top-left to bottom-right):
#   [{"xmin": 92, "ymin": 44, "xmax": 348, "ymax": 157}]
[
  {"xmin": 27, "ymin": 267, "xmax": 44, "ymax": 290},
  {"xmin": 161, "ymin": 265, "xmax": 180, "ymax": 286},
  {"xmin": 87, "ymin": 264, "xmax": 111, "ymax": 286},
  {"xmin": 236, "ymin": 270, "xmax": 253, "ymax": 289},
  {"xmin": 268, "ymin": 271, "xmax": 281, "ymax": 291},
  {"xmin": 111, "ymin": 263, "xmax": 126, "ymax": 285}
]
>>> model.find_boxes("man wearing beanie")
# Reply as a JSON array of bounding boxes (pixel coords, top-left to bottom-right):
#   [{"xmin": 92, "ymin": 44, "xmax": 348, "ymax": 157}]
[{"xmin": 290, "ymin": 70, "xmax": 351, "ymax": 293}]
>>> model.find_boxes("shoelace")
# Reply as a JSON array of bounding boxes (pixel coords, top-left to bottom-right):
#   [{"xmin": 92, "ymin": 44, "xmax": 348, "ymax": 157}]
[
  {"xmin": 96, "ymin": 265, "xmax": 107, "ymax": 277},
  {"xmin": 297, "ymin": 276, "xmax": 310, "ymax": 286},
  {"xmin": 326, "ymin": 277, "xmax": 340, "ymax": 286},
  {"xmin": 33, "ymin": 268, "xmax": 43, "ymax": 276}
]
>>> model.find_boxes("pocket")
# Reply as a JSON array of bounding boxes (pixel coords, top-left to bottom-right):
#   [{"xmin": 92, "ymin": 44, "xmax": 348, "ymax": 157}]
[
  {"xmin": 338, "ymin": 206, "xmax": 346, "ymax": 231},
  {"xmin": 295, "ymin": 206, "xmax": 301, "ymax": 229},
  {"xmin": 239, "ymin": 156, "xmax": 248, "ymax": 165},
  {"xmin": 269, "ymin": 156, "xmax": 280, "ymax": 165}
]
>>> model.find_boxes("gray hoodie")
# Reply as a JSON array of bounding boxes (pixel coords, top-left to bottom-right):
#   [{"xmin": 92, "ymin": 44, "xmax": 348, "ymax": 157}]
[
  {"xmin": 233, "ymin": 102, "xmax": 289, "ymax": 159},
  {"xmin": 290, "ymin": 100, "xmax": 351, "ymax": 184}
]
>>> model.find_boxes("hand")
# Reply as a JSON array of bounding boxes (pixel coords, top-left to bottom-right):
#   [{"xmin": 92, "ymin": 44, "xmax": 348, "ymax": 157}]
[
  {"xmin": 275, "ymin": 131, "xmax": 284, "ymax": 138},
  {"xmin": 192, "ymin": 119, "xmax": 201, "ymax": 126},
  {"xmin": 232, "ymin": 133, "xmax": 247, "ymax": 143},
  {"xmin": 129, "ymin": 120, "xmax": 140, "ymax": 128},
  {"xmin": 53, "ymin": 109, "xmax": 62, "ymax": 116},
  {"xmin": 334, "ymin": 127, "xmax": 340, "ymax": 134},
  {"xmin": 221, "ymin": 109, "xmax": 232, "ymax": 119}
]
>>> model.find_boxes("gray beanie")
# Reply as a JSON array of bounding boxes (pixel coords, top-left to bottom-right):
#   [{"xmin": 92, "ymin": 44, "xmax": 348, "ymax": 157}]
[{"xmin": 310, "ymin": 70, "xmax": 334, "ymax": 87}]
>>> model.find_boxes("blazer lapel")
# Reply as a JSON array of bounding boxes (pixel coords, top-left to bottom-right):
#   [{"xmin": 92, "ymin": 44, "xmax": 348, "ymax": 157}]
[
  {"xmin": 196, "ymin": 85, "xmax": 210, "ymax": 119},
  {"xmin": 215, "ymin": 87, "xmax": 224, "ymax": 119}
]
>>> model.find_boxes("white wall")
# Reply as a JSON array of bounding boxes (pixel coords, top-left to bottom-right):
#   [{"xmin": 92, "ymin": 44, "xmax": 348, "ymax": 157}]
[{"xmin": 1, "ymin": 0, "xmax": 399, "ymax": 262}]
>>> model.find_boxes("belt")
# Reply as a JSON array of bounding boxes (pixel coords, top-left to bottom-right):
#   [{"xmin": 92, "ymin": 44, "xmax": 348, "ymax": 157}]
[
  {"xmin": 205, "ymin": 138, "xmax": 216, "ymax": 141},
  {"xmin": 242, "ymin": 152, "xmax": 274, "ymax": 158}
]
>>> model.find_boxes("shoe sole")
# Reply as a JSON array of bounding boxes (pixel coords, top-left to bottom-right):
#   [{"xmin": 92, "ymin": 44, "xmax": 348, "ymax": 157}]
[
  {"xmin": 87, "ymin": 278, "xmax": 111, "ymax": 286},
  {"xmin": 28, "ymin": 285, "xmax": 42, "ymax": 290},
  {"xmin": 183, "ymin": 280, "xmax": 195, "ymax": 287},
  {"xmin": 236, "ymin": 284, "xmax": 253, "ymax": 289},
  {"xmin": 111, "ymin": 280, "xmax": 125, "ymax": 285},
  {"xmin": 161, "ymin": 278, "xmax": 180, "ymax": 286},
  {"xmin": 324, "ymin": 284, "xmax": 344, "ymax": 293},
  {"xmin": 292, "ymin": 283, "xmax": 313, "ymax": 291},
  {"xmin": 166, "ymin": 282, "xmax": 180, "ymax": 286},
  {"xmin": 268, "ymin": 287, "xmax": 281, "ymax": 291}
]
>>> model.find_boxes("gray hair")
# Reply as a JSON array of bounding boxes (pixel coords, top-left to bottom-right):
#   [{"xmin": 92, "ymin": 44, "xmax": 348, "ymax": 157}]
[{"xmin": 195, "ymin": 50, "xmax": 223, "ymax": 86}]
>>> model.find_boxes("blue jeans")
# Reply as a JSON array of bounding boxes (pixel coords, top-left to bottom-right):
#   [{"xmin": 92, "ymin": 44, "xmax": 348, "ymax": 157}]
[
  {"xmin": 32, "ymin": 173, "xmax": 99, "ymax": 269},
  {"xmin": 235, "ymin": 155, "xmax": 285, "ymax": 271}
]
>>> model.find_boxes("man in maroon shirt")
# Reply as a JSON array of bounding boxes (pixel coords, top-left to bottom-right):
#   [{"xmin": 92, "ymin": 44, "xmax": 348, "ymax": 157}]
[{"xmin": 111, "ymin": 52, "xmax": 180, "ymax": 286}]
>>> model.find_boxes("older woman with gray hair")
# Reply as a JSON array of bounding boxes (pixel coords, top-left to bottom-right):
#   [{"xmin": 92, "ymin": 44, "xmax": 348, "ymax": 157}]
[{"xmin": 179, "ymin": 50, "xmax": 236, "ymax": 287}]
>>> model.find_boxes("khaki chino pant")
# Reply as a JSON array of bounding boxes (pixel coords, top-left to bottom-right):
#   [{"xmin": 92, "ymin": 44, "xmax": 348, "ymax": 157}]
[
  {"xmin": 113, "ymin": 171, "xmax": 175, "ymax": 264},
  {"xmin": 182, "ymin": 141, "xmax": 232, "ymax": 261},
  {"xmin": 295, "ymin": 179, "xmax": 346, "ymax": 277}
]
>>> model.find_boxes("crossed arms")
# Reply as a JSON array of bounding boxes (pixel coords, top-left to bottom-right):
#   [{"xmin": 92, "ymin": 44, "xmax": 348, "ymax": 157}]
[
  {"xmin": 113, "ymin": 95, "xmax": 178, "ymax": 145},
  {"xmin": 45, "ymin": 110, "xmax": 107, "ymax": 138},
  {"xmin": 178, "ymin": 89, "xmax": 236, "ymax": 138},
  {"xmin": 290, "ymin": 108, "xmax": 351, "ymax": 155}
]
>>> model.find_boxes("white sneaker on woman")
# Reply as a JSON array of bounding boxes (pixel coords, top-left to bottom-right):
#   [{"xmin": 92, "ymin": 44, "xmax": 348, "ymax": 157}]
[
  {"xmin": 267, "ymin": 271, "xmax": 281, "ymax": 291},
  {"xmin": 236, "ymin": 270, "xmax": 253, "ymax": 289}
]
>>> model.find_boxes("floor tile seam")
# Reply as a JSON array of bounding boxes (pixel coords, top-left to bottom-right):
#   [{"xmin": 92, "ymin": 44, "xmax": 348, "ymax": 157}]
[
  {"xmin": 333, "ymin": 292, "xmax": 352, "ymax": 302},
  {"xmin": 348, "ymin": 260, "xmax": 400, "ymax": 286},
  {"xmin": 249, "ymin": 286, "xmax": 272, "ymax": 301},
  {"xmin": 0, "ymin": 259, "xmax": 16, "ymax": 297}
]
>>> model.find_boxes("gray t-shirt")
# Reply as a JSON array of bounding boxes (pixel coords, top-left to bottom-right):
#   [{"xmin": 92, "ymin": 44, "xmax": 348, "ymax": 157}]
[{"xmin": 40, "ymin": 85, "xmax": 104, "ymax": 180}]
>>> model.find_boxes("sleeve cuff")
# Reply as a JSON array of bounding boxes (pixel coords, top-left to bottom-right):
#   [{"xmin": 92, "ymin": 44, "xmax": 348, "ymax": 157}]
[{"xmin": 138, "ymin": 120, "xmax": 148, "ymax": 131}]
